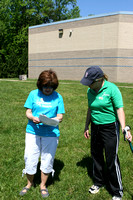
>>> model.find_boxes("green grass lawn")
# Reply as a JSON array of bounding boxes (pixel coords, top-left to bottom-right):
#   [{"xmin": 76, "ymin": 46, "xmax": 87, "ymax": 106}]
[{"xmin": 0, "ymin": 79, "xmax": 133, "ymax": 200}]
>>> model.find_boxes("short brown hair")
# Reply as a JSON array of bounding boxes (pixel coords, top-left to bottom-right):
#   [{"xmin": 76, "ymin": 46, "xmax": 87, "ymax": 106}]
[{"xmin": 37, "ymin": 69, "xmax": 59, "ymax": 91}]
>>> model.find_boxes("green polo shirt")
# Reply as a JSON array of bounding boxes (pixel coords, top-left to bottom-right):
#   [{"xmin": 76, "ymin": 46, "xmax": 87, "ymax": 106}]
[{"xmin": 87, "ymin": 80, "xmax": 123, "ymax": 125}]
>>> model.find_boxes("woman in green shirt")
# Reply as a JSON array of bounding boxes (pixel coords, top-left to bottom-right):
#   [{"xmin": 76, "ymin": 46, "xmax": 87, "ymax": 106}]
[{"xmin": 80, "ymin": 66, "xmax": 132, "ymax": 200}]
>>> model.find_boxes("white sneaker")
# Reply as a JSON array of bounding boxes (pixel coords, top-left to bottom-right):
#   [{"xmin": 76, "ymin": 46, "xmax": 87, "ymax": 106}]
[
  {"xmin": 89, "ymin": 185, "xmax": 100, "ymax": 194},
  {"xmin": 112, "ymin": 196, "xmax": 122, "ymax": 200}
]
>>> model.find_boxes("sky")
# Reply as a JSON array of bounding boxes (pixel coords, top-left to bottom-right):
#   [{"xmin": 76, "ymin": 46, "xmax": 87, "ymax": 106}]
[{"xmin": 77, "ymin": 0, "xmax": 133, "ymax": 17}]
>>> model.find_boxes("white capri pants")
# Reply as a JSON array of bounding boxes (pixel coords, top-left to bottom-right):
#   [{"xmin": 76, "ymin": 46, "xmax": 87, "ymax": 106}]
[{"xmin": 23, "ymin": 133, "xmax": 59, "ymax": 176}]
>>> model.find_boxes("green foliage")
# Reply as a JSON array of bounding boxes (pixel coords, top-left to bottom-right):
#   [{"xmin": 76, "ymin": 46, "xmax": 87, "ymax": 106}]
[
  {"xmin": 53, "ymin": 0, "xmax": 80, "ymax": 21},
  {"xmin": 0, "ymin": 80, "xmax": 133, "ymax": 200},
  {"xmin": 0, "ymin": 0, "xmax": 80, "ymax": 78}
]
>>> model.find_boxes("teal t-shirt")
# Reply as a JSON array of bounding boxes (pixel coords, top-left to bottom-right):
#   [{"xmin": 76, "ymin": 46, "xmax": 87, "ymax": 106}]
[
  {"xmin": 87, "ymin": 80, "xmax": 123, "ymax": 125},
  {"xmin": 24, "ymin": 89, "xmax": 65, "ymax": 137}
]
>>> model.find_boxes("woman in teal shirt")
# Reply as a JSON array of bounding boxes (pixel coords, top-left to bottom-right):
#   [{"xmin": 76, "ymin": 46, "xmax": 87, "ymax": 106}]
[
  {"xmin": 80, "ymin": 66, "xmax": 132, "ymax": 200},
  {"xmin": 20, "ymin": 70, "xmax": 65, "ymax": 198}
]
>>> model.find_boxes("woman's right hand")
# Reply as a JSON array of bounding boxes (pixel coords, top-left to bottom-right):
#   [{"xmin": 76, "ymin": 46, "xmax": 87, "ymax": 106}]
[
  {"xmin": 84, "ymin": 130, "xmax": 90, "ymax": 139},
  {"xmin": 26, "ymin": 109, "xmax": 40, "ymax": 124},
  {"xmin": 32, "ymin": 117, "xmax": 41, "ymax": 124}
]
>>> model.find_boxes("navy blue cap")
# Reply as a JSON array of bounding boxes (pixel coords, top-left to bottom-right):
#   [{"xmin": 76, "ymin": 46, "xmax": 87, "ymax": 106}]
[{"xmin": 80, "ymin": 66, "xmax": 104, "ymax": 86}]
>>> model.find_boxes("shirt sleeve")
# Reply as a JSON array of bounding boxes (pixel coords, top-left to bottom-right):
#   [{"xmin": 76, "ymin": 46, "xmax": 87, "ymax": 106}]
[
  {"xmin": 111, "ymin": 84, "xmax": 123, "ymax": 109},
  {"xmin": 87, "ymin": 88, "xmax": 91, "ymax": 108},
  {"xmin": 57, "ymin": 94, "xmax": 65, "ymax": 114},
  {"xmin": 24, "ymin": 91, "xmax": 34, "ymax": 109}
]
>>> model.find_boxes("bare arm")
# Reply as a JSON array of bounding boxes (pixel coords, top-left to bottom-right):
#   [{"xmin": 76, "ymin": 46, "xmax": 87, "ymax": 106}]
[
  {"xmin": 117, "ymin": 107, "xmax": 125, "ymax": 131},
  {"xmin": 117, "ymin": 107, "xmax": 132, "ymax": 141},
  {"xmin": 55, "ymin": 114, "xmax": 63, "ymax": 123},
  {"xmin": 84, "ymin": 108, "xmax": 91, "ymax": 139},
  {"xmin": 26, "ymin": 108, "xmax": 40, "ymax": 124}
]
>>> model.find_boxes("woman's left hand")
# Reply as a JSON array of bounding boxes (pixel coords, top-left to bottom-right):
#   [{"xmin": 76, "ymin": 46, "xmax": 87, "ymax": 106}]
[
  {"xmin": 126, "ymin": 131, "xmax": 132, "ymax": 142},
  {"xmin": 55, "ymin": 114, "xmax": 63, "ymax": 123}
]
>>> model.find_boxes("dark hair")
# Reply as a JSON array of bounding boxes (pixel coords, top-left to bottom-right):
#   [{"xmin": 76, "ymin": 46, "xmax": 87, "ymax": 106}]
[
  {"xmin": 95, "ymin": 74, "xmax": 108, "ymax": 81},
  {"xmin": 103, "ymin": 73, "xmax": 108, "ymax": 81},
  {"xmin": 37, "ymin": 69, "xmax": 59, "ymax": 91}
]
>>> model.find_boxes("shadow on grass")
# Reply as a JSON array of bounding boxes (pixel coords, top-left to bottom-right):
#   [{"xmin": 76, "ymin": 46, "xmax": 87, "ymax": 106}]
[
  {"xmin": 76, "ymin": 155, "xmax": 93, "ymax": 180},
  {"xmin": 33, "ymin": 158, "xmax": 64, "ymax": 187},
  {"xmin": 77, "ymin": 155, "xmax": 113, "ymax": 195}
]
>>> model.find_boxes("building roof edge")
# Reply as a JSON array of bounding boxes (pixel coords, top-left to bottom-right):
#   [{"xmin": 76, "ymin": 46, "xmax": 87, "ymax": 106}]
[{"xmin": 29, "ymin": 11, "xmax": 133, "ymax": 29}]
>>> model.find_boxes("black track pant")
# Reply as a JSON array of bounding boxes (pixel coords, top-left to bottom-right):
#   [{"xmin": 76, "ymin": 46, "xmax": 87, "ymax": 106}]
[{"xmin": 91, "ymin": 121, "xmax": 123, "ymax": 197}]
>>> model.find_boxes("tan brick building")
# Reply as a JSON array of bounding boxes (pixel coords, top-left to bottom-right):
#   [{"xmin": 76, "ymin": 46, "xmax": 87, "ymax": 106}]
[{"xmin": 28, "ymin": 11, "xmax": 133, "ymax": 82}]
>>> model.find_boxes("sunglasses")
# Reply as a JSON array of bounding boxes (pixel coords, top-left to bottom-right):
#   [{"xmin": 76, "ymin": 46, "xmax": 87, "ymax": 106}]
[{"xmin": 42, "ymin": 85, "xmax": 53, "ymax": 89}]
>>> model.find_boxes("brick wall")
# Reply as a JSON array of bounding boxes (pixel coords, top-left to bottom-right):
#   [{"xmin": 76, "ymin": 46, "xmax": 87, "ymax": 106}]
[{"xmin": 28, "ymin": 13, "xmax": 133, "ymax": 83}]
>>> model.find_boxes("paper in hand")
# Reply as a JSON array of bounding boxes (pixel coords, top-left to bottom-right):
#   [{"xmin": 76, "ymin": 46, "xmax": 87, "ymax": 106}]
[{"xmin": 39, "ymin": 114, "xmax": 59, "ymax": 127}]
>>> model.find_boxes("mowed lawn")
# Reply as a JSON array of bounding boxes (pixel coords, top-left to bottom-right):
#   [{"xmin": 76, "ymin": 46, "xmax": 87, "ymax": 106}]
[{"xmin": 0, "ymin": 79, "xmax": 133, "ymax": 200}]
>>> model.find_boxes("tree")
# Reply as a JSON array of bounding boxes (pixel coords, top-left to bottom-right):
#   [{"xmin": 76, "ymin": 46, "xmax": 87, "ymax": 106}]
[
  {"xmin": 53, "ymin": 0, "xmax": 80, "ymax": 21},
  {"xmin": 0, "ymin": 0, "xmax": 80, "ymax": 78}
]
